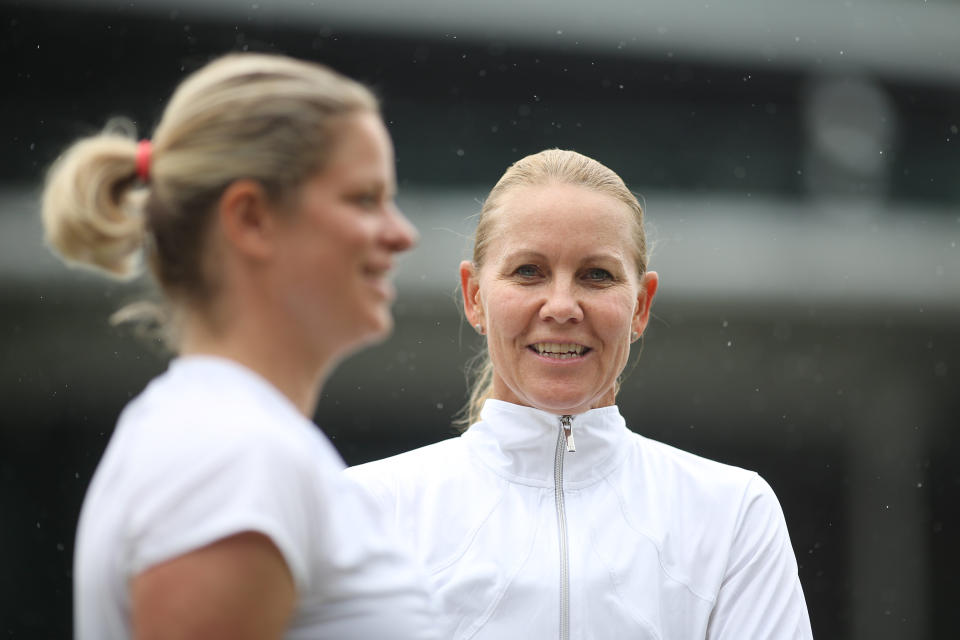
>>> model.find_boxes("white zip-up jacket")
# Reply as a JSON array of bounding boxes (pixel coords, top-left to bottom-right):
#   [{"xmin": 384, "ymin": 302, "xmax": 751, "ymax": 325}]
[{"xmin": 347, "ymin": 399, "xmax": 813, "ymax": 639}]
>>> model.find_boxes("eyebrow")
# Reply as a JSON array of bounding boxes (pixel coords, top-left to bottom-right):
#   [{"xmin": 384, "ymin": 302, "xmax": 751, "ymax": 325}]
[
  {"xmin": 501, "ymin": 250, "xmax": 549, "ymax": 263},
  {"xmin": 500, "ymin": 250, "xmax": 627, "ymax": 264}
]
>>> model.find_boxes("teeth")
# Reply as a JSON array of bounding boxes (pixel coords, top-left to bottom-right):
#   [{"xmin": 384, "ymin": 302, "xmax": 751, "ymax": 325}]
[{"xmin": 533, "ymin": 342, "xmax": 584, "ymax": 358}]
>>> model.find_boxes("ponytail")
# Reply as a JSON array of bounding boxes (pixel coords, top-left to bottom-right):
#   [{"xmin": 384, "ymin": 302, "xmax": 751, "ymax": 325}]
[{"xmin": 42, "ymin": 129, "xmax": 146, "ymax": 279}]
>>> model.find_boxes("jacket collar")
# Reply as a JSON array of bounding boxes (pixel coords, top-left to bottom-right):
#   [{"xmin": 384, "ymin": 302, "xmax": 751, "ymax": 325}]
[{"xmin": 461, "ymin": 399, "xmax": 633, "ymax": 489}]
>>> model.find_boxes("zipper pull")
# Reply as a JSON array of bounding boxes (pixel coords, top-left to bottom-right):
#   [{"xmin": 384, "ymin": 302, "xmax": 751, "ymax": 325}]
[{"xmin": 560, "ymin": 415, "xmax": 575, "ymax": 452}]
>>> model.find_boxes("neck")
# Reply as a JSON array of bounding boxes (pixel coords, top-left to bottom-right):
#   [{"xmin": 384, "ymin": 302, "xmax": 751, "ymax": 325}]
[{"xmin": 178, "ymin": 307, "xmax": 335, "ymax": 418}]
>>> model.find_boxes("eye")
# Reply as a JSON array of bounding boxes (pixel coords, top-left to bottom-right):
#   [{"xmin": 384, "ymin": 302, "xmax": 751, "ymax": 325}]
[
  {"xmin": 583, "ymin": 268, "xmax": 614, "ymax": 282},
  {"xmin": 513, "ymin": 264, "xmax": 541, "ymax": 278},
  {"xmin": 352, "ymin": 193, "xmax": 379, "ymax": 209}
]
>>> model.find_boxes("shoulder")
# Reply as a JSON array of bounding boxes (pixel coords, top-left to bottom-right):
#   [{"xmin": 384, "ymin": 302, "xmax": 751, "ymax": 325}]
[
  {"xmin": 120, "ymin": 362, "xmax": 338, "ymax": 475},
  {"xmin": 631, "ymin": 435, "xmax": 784, "ymax": 533},
  {"xmin": 100, "ymin": 368, "xmax": 347, "ymax": 590},
  {"xmin": 626, "ymin": 432, "xmax": 759, "ymax": 500},
  {"xmin": 612, "ymin": 432, "xmax": 787, "ymax": 596},
  {"xmin": 346, "ymin": 437, "xmax": 467, "ymax": 498}
]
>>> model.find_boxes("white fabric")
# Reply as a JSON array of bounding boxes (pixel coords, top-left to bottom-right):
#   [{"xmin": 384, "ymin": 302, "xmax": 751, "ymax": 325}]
[
  {"xmin": 347, "ymin": 399, "xmax": 814, "ymax": 640},
  {"xmin": 74, "ymin": 355, "xmax": 438, "ymax": 640}
]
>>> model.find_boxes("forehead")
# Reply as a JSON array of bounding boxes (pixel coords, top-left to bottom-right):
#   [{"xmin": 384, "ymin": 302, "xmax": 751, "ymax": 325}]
[
  {"xmin": 485, "ymin": 182, "xmax": 637, "ymax": 261},
  {"xmin": 321, "ymin": 112, "xmax": 394, "ymax": 182}
]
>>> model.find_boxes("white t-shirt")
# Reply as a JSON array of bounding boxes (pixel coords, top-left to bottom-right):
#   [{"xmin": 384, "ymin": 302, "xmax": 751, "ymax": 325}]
[{"xmin": 74, "ymin": 355, "xmax": 438, "ymax": 639}]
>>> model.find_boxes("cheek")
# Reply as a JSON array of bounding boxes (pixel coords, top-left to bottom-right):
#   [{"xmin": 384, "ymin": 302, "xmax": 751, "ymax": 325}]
[
  {"xmin": 596, "ymin": 293, "xmax": 637, "ymax": 343},
  {"xmin": 485, "ymin": 287, "xmax": 532, "ymax": 333}
]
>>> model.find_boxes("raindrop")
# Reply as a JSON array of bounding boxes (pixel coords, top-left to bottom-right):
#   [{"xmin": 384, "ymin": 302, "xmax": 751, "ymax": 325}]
[
  {"xmin": 456, "ymin": 149, "xmax": 465, "ymax": 157},
  {"xmin": 726, "ymin": 341, "xmax": 733, "ymax": 347},
  {"xmin": 436, "ymin": 403, "xmax": 444, "ymax": 410},
  {"xmin": 56, "ymin": 543, "xmax": 65, "ymax": 552}
]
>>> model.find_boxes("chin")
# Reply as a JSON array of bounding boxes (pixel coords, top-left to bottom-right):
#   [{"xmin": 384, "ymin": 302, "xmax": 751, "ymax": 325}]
[
  {"xmin": 355, "ymin": 308, "xmax": 394, "ymax": 346},
  {"xmin": 522, "ymin": 392, "xmax": 595, "ymax": 416},
  {"xmin": 525, "ymin": 380, "xmax": 617, "ymax": 415}
]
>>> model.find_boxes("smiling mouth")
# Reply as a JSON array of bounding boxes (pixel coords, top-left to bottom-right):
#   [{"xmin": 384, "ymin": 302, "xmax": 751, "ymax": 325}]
[{"xmin": 529, "ymin": 342, "xmax": 591, "ymax": 359}]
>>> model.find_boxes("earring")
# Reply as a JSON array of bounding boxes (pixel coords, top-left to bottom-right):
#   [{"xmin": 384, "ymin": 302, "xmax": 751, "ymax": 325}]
[
  {"xmin": 631, "ymin": 331, "xmax": 639, "ymax": 341},
  {"xmin": 476, "ymin": 324, "xmax": 484, "ymax": 335}
]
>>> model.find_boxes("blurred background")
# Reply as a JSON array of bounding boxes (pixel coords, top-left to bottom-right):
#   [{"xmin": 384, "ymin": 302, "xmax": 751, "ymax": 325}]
[{"xmin": 1, "ymin": 0, "xmax": 957, "ymax": 637}]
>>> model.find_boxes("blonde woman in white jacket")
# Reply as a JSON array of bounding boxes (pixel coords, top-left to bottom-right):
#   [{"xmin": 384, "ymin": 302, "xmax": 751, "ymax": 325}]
[{"xmin": 347, "ymin": 149, "xmax": 814, "ymax": 639}]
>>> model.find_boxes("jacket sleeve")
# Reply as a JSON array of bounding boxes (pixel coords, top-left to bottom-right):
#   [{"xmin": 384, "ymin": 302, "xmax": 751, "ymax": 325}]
[{"xmin": 706, "ymin": 474, "xmax": 814, "ymax": 639}]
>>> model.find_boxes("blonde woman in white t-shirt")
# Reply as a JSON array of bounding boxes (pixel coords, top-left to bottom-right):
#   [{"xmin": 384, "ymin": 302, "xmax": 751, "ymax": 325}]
[{"xmin": 42, "ymin": 53, "xmax": 436, "ymax": 640}]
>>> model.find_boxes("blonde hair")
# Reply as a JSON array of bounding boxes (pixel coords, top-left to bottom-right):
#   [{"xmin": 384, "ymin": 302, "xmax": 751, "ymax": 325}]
[
  {"xmin": 456, "ymin": 149, "xmax": 649, "ymax": 428},
  {"xmin": 42, "ymin": 53, "xmax": 377, "ymax": 321}
]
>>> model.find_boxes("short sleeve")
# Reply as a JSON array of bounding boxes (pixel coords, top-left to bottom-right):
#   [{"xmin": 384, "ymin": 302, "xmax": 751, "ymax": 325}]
[
  {"xmin": 706, "ymin": 475, "xmax": 814, "ymax": 639},
  {"xmin": 124, "ymin": 430, "xmax": 316, "ymax": 593}
]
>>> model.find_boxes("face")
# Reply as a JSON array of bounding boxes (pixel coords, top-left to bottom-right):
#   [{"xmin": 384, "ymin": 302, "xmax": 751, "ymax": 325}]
[
  {"xmin": 462, "ymin": 182, "xmax": 658, "ymax": 415},
  {"xmin": 272, "ymin": 111, "xmax": 416, "ymax": 360}
]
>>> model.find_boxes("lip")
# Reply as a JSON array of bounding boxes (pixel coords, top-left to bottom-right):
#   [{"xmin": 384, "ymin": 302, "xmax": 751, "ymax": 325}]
[{"xmin": 363, "ymin": 267, "xmax": 395, "ymax": 300}]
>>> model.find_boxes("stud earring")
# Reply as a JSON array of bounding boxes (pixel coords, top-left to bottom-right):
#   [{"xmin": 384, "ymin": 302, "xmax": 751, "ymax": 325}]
[
  {"xmin": 476, "ymin": 324, "xmax": 484, "ymax": 335},
  {"xmin": 631, "ymin": 331, "xmax": 639, "ymax": 341}
]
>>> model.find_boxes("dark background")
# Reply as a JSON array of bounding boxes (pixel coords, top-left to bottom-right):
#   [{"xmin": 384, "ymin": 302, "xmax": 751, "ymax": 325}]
[{"xmin": 1, "ymin": 1, "xmax": 958, "ymax": 638}]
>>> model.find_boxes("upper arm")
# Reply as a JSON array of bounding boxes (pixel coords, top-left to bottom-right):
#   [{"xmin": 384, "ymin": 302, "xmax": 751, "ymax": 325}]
[
  {"xmin": 131, "ymin": 531, "xmax": 296, "ymax": 640},
  {"xmin": 706, "ymin": 476, "xmax": 814, "ymax": 640}
]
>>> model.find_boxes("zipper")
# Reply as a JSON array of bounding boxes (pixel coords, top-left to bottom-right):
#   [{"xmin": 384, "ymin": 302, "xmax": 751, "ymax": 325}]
[
  {"xmin": 561, "ymin": 414, "xmax": 576, "ymax": 453},
  {"xmin": 554, "ymin": 414, "xmax": 574, "ymax": 640}
]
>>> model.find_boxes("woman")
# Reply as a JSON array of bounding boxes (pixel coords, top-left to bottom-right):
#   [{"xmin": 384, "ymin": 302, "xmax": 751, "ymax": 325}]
[
  {"xmin": 43, "ymin": 53, "xmax": 437, "ymax": 639},
  {"xmin": 347, "ymin": 149, "xmax": 814, "ymax": 639}
]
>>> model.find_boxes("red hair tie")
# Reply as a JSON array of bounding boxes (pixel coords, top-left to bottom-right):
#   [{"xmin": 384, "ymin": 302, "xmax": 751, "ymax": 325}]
[{"xmin": 135, "ymin": 139, "xmax": 152, "ymax": 183}]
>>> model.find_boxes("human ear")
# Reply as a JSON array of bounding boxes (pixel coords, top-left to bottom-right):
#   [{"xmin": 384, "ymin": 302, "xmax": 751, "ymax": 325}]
[
  {"xmin": 460, "ymin": 260, "xmax": 484, "ymax": 328},
  {"xmin": 632, "ymin": 271, "xmax": 659, "ymax": 337},
  {"xmin": 217, "ymin": 180, "xmax": 278, "ymax": 261}
]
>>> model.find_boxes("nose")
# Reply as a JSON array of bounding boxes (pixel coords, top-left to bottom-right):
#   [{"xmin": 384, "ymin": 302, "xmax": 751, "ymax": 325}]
[
  {"xmin": 539, "ymin": 278, "xmax": 583, "ymax": 324},
  {"xmin": 382, "ymin": 202, "xmax": 419, "ymax": 253}
]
